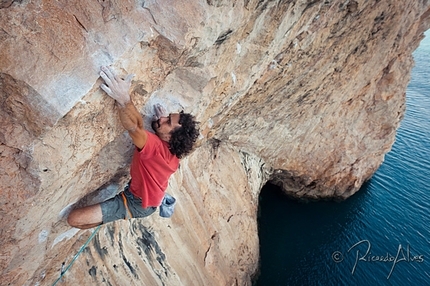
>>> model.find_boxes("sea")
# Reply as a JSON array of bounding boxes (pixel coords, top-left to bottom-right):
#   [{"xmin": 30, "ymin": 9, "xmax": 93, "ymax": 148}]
[{"xmin": 256, "ymin": 30, "xmax": 430, "ymax": 286}]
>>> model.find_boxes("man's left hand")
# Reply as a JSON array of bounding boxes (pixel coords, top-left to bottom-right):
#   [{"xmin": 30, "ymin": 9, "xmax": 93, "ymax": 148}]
[{"xmin": 100, "ymin": 66, "xmax": 135, "ymax": 107}]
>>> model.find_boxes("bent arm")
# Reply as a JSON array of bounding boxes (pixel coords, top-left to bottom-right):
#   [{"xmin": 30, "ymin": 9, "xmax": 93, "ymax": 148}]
[
  {"xmin": 100, "ymin": 66, "xmax": 147, "ymax": 149},
  {"xmin": 117, "ymin": 101, "xmax": 148, "ymax": 150}
]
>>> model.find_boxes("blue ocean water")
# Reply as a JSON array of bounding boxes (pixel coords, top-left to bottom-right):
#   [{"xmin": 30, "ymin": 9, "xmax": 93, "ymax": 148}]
[{"xmin": 256, "ymin": 30, "xmax": 430, "ymax": 286}]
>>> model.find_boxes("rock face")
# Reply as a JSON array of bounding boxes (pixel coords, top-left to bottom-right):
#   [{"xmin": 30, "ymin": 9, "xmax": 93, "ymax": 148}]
[{"xmin": 1, "ymin": 0, "xmax": 429, "ymax": 285}]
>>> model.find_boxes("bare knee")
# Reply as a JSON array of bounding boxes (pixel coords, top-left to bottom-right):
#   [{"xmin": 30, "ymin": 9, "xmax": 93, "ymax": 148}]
[
  {"xmin": 67, "ymin": 209, "xmax": 80, "ymax": 228},
  {"xmin": 67, "ymin": 204, "xmax": 103, "ymax": 229},
  {"xmin": 67, "ymin": 208, "xmax": 90, "ymax": 228}
]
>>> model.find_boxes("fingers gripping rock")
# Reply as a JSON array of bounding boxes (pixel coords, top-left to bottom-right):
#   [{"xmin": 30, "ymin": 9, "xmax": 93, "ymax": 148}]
[
  {"xmin": 99, "ymin": 66, "xmax": 135, "ymax": 106},
  {"xmin": 154, "ymin": 103, "xmax": 168, "ymax": 119}
]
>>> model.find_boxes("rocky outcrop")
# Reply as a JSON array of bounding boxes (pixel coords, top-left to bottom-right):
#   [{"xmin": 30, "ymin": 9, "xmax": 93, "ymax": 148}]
[
  {"xmin": 1, "ymin": 0, "xmax": 429, "ymax": 285},
  {"xmin": 38, "ymin": 144, "xmax": 267, "ymax": 285}
]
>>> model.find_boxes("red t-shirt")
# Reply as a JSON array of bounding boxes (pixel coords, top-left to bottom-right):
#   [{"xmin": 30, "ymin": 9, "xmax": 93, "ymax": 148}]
[{"xmin": 129, "ymin": 131, "xmax": 179, "ymax": 208}]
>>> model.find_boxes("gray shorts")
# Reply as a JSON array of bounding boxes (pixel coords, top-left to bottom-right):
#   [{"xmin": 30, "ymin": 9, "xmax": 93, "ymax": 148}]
[{"xmin": 100, "ymin": 187, "xmax": 157, "ymax": 224}]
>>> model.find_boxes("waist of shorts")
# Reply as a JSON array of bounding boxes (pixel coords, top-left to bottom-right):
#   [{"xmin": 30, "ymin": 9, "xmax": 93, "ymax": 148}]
[
  {"xmin": 126, "ymin": 181, "xmax": 163, "ymax": 207},
  {"xmin": 125, "ymin": 183, "xmax": 142, "ymax": 200}
]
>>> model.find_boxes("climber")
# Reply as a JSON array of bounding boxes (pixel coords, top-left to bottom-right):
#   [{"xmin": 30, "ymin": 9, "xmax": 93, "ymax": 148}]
[{"xmin": 67, "ymin": 66, "xmax": 199, "ymax": 229}]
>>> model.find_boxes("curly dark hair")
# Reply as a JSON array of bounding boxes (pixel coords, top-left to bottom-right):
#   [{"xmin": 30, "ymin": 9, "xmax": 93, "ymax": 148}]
[{"xmin": 168, "ymin": 111, "xmax": 199, "ymax": 158}]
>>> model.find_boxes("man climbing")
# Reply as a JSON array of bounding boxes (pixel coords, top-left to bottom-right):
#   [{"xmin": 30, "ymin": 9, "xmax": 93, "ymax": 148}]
[{"xmin": 67, "ymin": 66, "xmax": 199, "ymax": 229}]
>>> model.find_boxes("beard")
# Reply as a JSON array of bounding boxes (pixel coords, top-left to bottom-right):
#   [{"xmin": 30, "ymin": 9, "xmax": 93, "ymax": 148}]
[{"xmin": 151, "ymin": 119, "xmax": 160, "ymax": 132}]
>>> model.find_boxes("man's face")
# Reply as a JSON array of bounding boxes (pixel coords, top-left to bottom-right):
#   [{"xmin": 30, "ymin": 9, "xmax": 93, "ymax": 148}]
[{"xmin": 152, "ymin": 113, "xmax": 181, "ymax": 142}]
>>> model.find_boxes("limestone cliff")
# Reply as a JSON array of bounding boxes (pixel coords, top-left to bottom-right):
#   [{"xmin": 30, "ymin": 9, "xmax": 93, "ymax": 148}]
[{"xmin": 1, "ymin": 0, "xmax": 429, "ymax": 285}]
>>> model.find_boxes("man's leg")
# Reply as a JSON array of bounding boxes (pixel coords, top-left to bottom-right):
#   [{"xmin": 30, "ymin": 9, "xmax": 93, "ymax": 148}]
[
  {"xmin": 67, "ymin": 204, "xmax": 103, "ymax": 229},
  {"xmin": 67, "ymin": 189, "xmax": 156, "ymax": 229},
  {"xmin": 68, "ymin": 191, "xmax": 129, "ymax": 229}
]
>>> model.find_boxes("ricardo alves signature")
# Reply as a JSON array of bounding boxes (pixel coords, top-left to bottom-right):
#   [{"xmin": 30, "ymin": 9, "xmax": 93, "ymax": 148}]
[{"xmin": 332, "ymin": 240, "xmax": 424, "ymax": 279}]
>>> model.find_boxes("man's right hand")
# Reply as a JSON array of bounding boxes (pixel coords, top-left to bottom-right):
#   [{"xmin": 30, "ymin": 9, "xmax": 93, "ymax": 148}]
[
  {"xmin": 100, "ymin": 66, "xmax": 135, "ymax": 107},
  {"xmin": 154, "ymin": 103, "xmax": 168, "ymax": 119}
]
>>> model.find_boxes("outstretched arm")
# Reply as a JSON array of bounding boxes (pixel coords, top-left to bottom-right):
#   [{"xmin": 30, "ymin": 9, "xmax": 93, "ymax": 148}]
[{"xmin": 100, "ymin": 66, "xmax": 148, "ymax": 149}]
